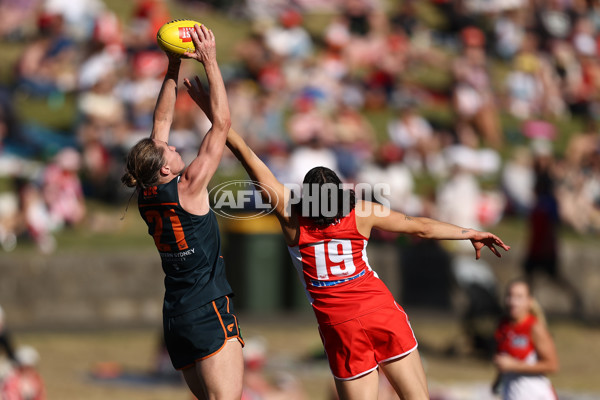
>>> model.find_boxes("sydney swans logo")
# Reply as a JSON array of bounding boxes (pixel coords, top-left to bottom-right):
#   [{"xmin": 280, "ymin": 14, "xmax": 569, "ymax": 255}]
[{"xmin": 209, "ymin": 180, "xmax": 277, "ymax": 220}]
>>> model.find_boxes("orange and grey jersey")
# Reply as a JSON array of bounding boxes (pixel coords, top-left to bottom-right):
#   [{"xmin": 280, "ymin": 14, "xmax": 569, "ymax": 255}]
[{"xmin": 138, "ymin": 177, "xmax": 232, "ymax": 317}]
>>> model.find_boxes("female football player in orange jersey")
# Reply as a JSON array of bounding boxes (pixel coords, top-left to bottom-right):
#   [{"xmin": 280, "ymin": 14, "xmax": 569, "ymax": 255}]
[{"xmin": 122, "ymin": 25, "xmax": 243, "ymax": 400}]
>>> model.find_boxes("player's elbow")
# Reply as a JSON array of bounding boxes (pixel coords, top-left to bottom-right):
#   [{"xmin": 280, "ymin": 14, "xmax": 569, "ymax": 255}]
[
  {"xmin": 212, "ymin": 113, "xmax": 231, "ymax": 132},
  {"xmin": 547, "ymin": 359, "xmax": 559, "ymax": 374},
  {"xmin": 414, "ymin": 220, "xmax": 434, "ymax": 239}
]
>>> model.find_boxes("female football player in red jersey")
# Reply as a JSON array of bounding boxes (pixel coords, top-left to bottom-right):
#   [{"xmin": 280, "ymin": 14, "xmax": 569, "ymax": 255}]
[
  {"xmin": 122, "ymin": 25, "xmax": 244, "ymax": 400},
  {"xmin": 186, "ymin": 82, "xmax": 510, "ymax": 400},
  {"xmin": 492, "ymin": 279, "xmax": 559, "ymax": 400}
]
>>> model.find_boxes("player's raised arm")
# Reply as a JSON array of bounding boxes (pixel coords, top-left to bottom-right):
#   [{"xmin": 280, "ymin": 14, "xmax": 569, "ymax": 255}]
[
  {"xmin": 150, "ymin": 53, "xmax": 181, "ymax": 143},
  {"xmin": 184, "ymin": 78, "xmax": 291, "ymax": 222},
  {"xmin": 227, "ymin": 128, "xmax": 291, "ymax": 218},
  {"xmin": 180, "ymin": 24, "xmax": 231, "ymax": 193},
  {"xmin": 357, "ymin": 200, "xmax": 510, "ymax": 259}
]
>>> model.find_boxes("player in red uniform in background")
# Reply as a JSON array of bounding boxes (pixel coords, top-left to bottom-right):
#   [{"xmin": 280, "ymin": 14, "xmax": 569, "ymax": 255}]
[
  {"xmin": 185, "ymin": 80, "xmax": 510, "ymax": 399},
  {"xmin": 1, "ymin": 346, "xmax": 46, "ymax": 400},
  {"xmin": 492, "ymin": 279, "xmax": 559, "ymax": 400}
]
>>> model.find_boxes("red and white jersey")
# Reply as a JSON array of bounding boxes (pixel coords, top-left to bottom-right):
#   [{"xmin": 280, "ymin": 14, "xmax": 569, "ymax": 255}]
[
  {"xmin": 1, "ymin": 369, "xmax": 46, "ymax": 400},
  {"xmin": 287, "ymin": 208, "xmax": 396, "ymax": 325},
  {"xmin": 495, "ymin": 314, "xmax": 538, "ymax": 362},
  {"xmin": 494, "ymin": 314, "xmax": 557, "ymax": 400}
]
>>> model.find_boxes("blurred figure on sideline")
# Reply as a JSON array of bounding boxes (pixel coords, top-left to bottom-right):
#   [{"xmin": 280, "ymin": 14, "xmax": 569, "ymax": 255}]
[
  {"xmin": 41, "ymin": 148, "xmax": 86, "ymax": 229},
  {"xmin": 1, "ymin": 346, "xmax": 46, "ymax": 400},
  {"xmin": 16, "ymin": 179, "xmax": 57, "ymax": 254},
  {"xmin": 523, "ymin": 143, "xmax": 583, "ymax": 315},
  {"xmin": 501, "ymin": 147, "xmax": 535, "ymax": 216},
  {"xmin": 437, "ymin": 147, "xmax": 505, "ymax": 356},
  {"xmin": 492, "ymin": 279, "xmax": 558, "ymax": 400},
  {"xmin": 387, "ymin": 100, "xmax": 440, "ymax": 175}
]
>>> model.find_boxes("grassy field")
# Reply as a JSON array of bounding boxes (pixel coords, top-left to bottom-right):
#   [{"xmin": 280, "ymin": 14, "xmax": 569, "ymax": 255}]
[{"xmin": 9, "ymin": 314, "xmax": 599, "ymax": 400}]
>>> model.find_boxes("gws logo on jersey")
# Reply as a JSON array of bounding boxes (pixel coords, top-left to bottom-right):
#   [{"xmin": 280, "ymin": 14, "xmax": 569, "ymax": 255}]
[
  {"xmin": 209, "ymin": 180, "xmax": 278, "ymax": 220},
  {"xmin": 143, "ymin": 186, "xmax": 158, "ymax": 198}
]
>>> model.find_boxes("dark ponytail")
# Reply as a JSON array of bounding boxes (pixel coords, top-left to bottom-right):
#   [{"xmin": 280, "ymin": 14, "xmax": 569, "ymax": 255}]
[{"xmin": 299, "ymin": 166, "xmax": 355, "ymax": 226}]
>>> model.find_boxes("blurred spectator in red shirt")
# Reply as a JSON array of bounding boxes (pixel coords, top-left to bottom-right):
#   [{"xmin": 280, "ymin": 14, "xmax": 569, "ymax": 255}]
[
  {"xmin": 130, "ymin": 0, "xmax": 171, "ymax": 49},
  {"xmin": 1, "ymin": 346, "xmax": 46, "ymax": 400},
  {"xmin": 42, "ymin": 148, "xmax": 86, "ymax": 228},
  {"xmin": 453, "ymin": 26, "xmax": 503, "ymax": 149}
]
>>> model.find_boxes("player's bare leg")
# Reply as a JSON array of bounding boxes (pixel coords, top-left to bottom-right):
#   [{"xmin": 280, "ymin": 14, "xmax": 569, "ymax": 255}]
[
  {"xmin": 182, "ymin": 365, "xmax": 207, "ymax": 399},
  {"xmin": 380, "ymin": 349, "xmax": 429, "ymax": 400},
  {"xmin": 182, "ymin": 339, "xmax": 243, "ymax": 400},
  {"xmin": 334, "ymin": 369, "xmax": 379, "ymax": 400}
]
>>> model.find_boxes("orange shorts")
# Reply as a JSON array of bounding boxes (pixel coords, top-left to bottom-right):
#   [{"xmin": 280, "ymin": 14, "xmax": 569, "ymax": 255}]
[{"xmin": 318, "ymin": 301, "xmax": 418, "ymax": 380}]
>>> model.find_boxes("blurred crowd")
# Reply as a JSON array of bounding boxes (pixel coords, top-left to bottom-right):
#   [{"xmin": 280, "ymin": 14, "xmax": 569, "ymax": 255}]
[{"xmin": 0, "ymin": 0, "xmax": 598, "ymax": 257}]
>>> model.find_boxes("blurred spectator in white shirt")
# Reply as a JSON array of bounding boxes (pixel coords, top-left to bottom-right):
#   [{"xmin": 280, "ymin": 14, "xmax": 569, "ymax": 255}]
[
  {"xmin": 264, "ymin": 9, "xmax": 313, "ymax": 61},
  {"xmin": 356, "ymin": 142, "xmax": 421, "ymax": 216},
  {"xmin": 494, "ymin": 8, "xmax": 525, "ymax": 60},
  {"xmin": 288, "ymin": 136, "xmax": 338, "ymax": 186},
  {"xmin": 502, "ymin": 146, "xmax": 535, "ymax": 216},
  {"xmin": 387, "ymin": 101, "xmax": 436, "ymax": 174}
]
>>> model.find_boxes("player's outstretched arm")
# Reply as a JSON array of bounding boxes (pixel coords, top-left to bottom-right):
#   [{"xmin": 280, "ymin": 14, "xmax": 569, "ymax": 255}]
[
  {"xmin": 150, "ymin": 53, "xmax": 181, "ymax": 143},
  {"xmin": 226, "ymin": 128, "xmax": 291, "ymax": 219},
  {"xmin": 225, "ymin": 128, "xmax": 297, "ymax": 243},
  {"xmin": 185, "ymin": 76, "xmax": 290, "ymax": 222},
  {"xmin": 358, "ymin": 200, "xmax": 510, "ymax": 259},
  {"xmin": 181, "ymin": 24, "xmax": 231, "ymax": 193}
]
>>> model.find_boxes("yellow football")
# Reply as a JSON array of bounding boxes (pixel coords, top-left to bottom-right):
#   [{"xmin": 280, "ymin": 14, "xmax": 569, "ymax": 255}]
[{"xmin": 156, "ymin": 19, "xmax": 203, "ymax": 56}]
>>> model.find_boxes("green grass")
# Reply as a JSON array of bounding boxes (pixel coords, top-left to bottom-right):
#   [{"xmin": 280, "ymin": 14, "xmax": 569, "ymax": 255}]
[
  {"xmin": 53, "ymin": 222, "xmax": 152, "ymax": 252},
  {"xmin": 405, "ymin": 62, "xmax": 454, "ymax": 93},
  {"xmin": 57, "ymin": 201, "xmax": 152, "ymax": 251},
  {"xmin": 13, "ymin": 91, "xmax": 78, "ymax": 131},
  {"xmin": 364, "ymin": 108, "xmax": 394, "ymax": 142},
  {"xmin": 102, "ymin": 0, "xmax": 136, "ymax": 21},
  {"xmin": 15, "ymin": 316, "xmax": 600, "ymax": 400},
  {"xmin": 414, "ymin": 0, "xmax": 449, "ymax": 30},
  {"xmin": 0, "ymin": 41, "xmax": 25, "ymax": 85}
]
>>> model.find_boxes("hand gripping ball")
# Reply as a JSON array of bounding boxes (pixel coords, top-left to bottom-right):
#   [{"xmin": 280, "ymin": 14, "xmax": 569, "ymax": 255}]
[{"xmin": 157, "ymin": 19, "xmax": 203, "ymax": 56}]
